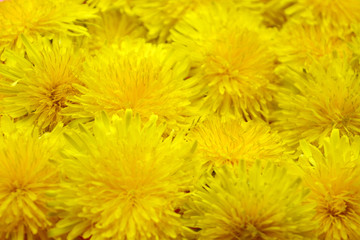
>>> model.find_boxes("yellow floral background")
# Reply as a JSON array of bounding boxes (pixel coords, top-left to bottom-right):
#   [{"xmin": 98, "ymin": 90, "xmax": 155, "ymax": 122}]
[{"xmin": 0, "ymin": 0, "xmax": 360, "ymax": 239}]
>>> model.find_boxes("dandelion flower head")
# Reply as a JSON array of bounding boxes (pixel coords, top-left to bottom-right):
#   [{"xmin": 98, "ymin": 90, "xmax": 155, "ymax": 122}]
[
  {"xmin": 172, "ymin": 2, "xmax": 278, "ymax": 121},
  {"xmin": 0, "ymin": 0, "xmax": 96, "ymax": 54},
  {"xmin": 66, "ymin": 39, "xmax": 202, "ymax": 131},
  {"xmin": 188, "ymin": 116, "xmax": 290, "ymax": 170},
  {"xmin": 298, "ymin": 129, "xmax": 360, "ymax": 239},
  {"xmin": 0, "ymin": 116, "xmax": 61, "ymax": 240},
  {"xmin": 273, "ymin": 57, "xmax": 360, "ymax": 148},
  {"xmin": 189, "ymin": 161, "xmax": 317, "ymax": 239},
  {"xmin": 49, "ymin": 110, "xmax": 198, "ymax": 240},
  {"xmin": 0, "ymin": 36, "xmax": 84, "ymax": 132}
]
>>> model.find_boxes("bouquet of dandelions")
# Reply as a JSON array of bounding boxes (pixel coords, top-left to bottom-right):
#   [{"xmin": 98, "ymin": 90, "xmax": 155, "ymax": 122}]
[{"xmin": 1, "ymin": 0, "xmax": 360, "ymax": 239}]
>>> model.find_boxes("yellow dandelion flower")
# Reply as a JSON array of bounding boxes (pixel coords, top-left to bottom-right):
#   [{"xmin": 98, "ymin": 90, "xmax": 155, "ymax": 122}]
[
  {"xmin": 0, "ymin": 0, "xmax": 96, "ymax": 54},
  {"xmin": 65, "ymin": 39, "xmax": 202, "ymax": 131},
  {"xmin": 49, "ymin": 110, "xmax": 198, "ymax": 240},
  {"xmin": 273, "ymin": 57, "xmax": 360, "ymax": 148},
  {"xmin": 171, "ymin": 3, "xmax": 278, "ymax": 121},
  {"xmin": 190, "ymin": 161, "xmax": 317, "ymax": 239},
  {"xmin": 0, "ymin": 36, "xmax": 84, "ymax": 132},
  {"xmin": 188, "ymin": 116, "xmax": 290, "ymax": 170},
  {"xmin": 133, "ymin": 0, "xmax": 262, "ymax": 42},
  {"xmin": 286, "ymin": 0, "xmax": 360, "ymax": 28},
  {"xmin": 86, "ymin": 9, "xmax": 147, "ymax": 53},
  {"xmin": 0, "ymin": 116, "xmax": 62, "ymax": 240},
  {"xmin": 276, "ymin": 22, "xmax": 351, "ymax": 67},
  {"xmin": 298, "ymin": 129, "xmax": 360, "ymax": 239}
]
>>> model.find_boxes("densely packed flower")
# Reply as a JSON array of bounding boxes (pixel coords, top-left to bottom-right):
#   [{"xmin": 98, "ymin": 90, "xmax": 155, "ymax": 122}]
[
  {"xmin": 65, "ymin": 39, "xmax": 202, "ymax": 131},
  {"xmin": 49, "ymin": 110, "xmax": 198, "ymax": 239},
  {"xmin": 0, "ymin": 0, "xmax": 359, "ymax": 239},
  {"xmin": 298, "ymin": 130, "xmax": 360, "ymax": 239},
  {"xmin": 0, "ymin": 0, "xmax": 96, "ymax": 55},
  {"xmin": 0, "ymin": 117, "xmax": 62, "ymax": 240},
  {"xmin": 188, "ymin": 116, "xmax": 290, "ymax": 170},
  {"xmin": 273, "ymin": 57, "xmax": 360, "ymax": 149},
  {"xmin": 0, "ymin": 36, "xmax": 85, "ymax": 132},
  {"xmin": 189, "ymin": 161, "xmax": 317, "ymax": 239},
  {"xmin": 172, "ymin": 2, "xmax": 278, "ymax": 121}
]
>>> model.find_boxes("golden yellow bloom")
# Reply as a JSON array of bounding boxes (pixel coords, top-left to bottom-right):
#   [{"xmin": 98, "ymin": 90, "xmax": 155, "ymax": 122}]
[
  {"xmin": 0, "ymin": 0, "xmax": 96, "ymax": 54},
  {"xmin": 0, "ymin": 116, "xmax": 61, "ymax": 240},
  {"xmin": 273, "ymin": 57, "xmax": 360, "ymax": 148},
  {"xmin": 286, "ymin": 0, "xmax": 360, "ymax": 28},
  {"xmin": 133, "ymin": 0, "xmax": 261, "ymax": 42},
  {"xmin": 188, "ymin": 116, "xmax": 290, "ymax": 170},
  {"xmin": 172, "ymin": 3, "xmax": 278, "ymax": 121},
  {"xmin": 65, "ymin": 39, "xmax": 202, "ymax": 131},
  {"xmin": 49, "ymin": 110, "xmax": 198, "ymax": 240},
  {"xmin": 86, "ymin": 9, "xmax": 147, "ymax": 53},
  {"xmin": 0, "ymin": 36, "xmax": 84, "ymax": 132},
  {"xmin": 298, "ymin": 129, "xmax": 360, "ymax": 239},
  {"xmin": 276, "ymin": 22, "xmax": 351, "ymax": 67},
  {"xmin": 190, "ymin": 161, "xmax": 317, "ymax": 239}
]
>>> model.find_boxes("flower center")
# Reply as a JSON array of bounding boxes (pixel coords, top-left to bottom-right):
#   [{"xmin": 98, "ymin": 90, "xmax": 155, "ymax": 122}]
[
  {"xmin": 9, "ymin": 180, "xmax": 26, "ymax": 194},
  {"xmin": 328, "ymin": 197, "xmax": 348, "ymax": 216}
]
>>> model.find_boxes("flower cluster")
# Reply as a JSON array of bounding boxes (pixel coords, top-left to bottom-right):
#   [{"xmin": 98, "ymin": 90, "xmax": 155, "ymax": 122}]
[{"xmin": 1, "ymin": 0, "xmax": 360, "ymax": 239}]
